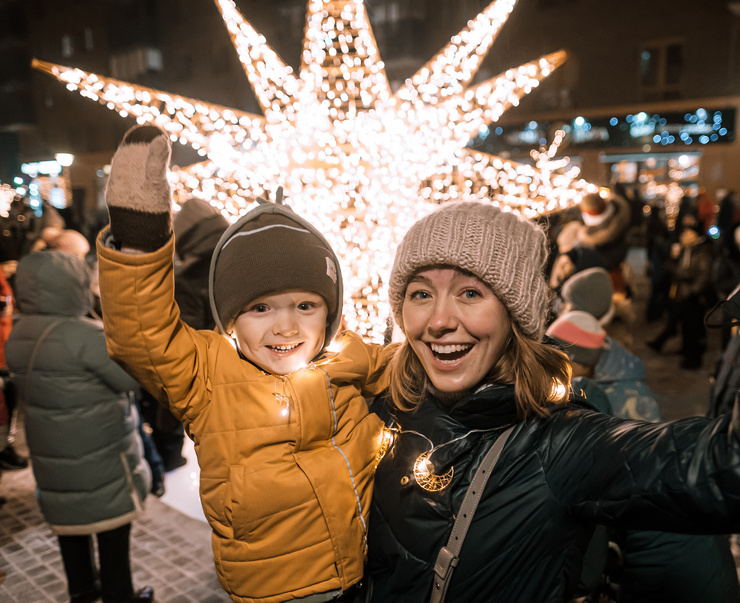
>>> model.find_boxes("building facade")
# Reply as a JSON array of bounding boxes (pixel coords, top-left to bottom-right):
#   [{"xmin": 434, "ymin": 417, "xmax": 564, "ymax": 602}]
[{"xmin": 1, "ymin": 0, "xmax": 739, "ymax": 227}]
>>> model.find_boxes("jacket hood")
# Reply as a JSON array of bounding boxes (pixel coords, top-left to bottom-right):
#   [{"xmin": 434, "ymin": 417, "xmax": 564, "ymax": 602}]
[
  {"xmin": 174, "ymin": 204, "xmax": 229, "ymax": 261},
  {"xmin": 208, "ymin": 200, "xmax": 344, "ymax": 347},
  {"xmin": 14, "ymin": 250, "xmax": 92, "ymax": 317},
  {"xmin": 594, "ymin": 335, "xmax": 646, "ymax": 382}
]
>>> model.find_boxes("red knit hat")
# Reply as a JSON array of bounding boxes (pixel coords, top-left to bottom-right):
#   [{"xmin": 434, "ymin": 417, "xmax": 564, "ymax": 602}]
[{"xmin": 546, "ymin": 310, "xmax": 606, "ymax": 366}]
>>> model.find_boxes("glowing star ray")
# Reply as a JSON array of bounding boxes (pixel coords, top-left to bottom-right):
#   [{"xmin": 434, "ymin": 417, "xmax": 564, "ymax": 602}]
[
  {"xmin": 302, "ymin": 0, "xmax": 390, "ymax": 116},
  {"xmin": 395, "ymin": 0, "xmax": 517, "ymax": 105},
  {"xmin": 216, "ymin": 0, "xmax": 300, "ymax": 119},
  {"xmin": 454, "ymin": 50, "xmax": 568, "ymax": 131},
  {"xmin": 32, "ymin": 58, "xmax": 267, "ymax": 160},
  {"xmin": 35, "ymin": 0, "xmax": 596, "ymax": 342}
]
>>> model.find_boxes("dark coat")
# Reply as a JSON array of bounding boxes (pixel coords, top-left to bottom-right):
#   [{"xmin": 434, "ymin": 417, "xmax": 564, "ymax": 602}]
[
  {"xmin": 6, "ymin": 251, "xmax": 149, "ymax": 534},
  {"xmin": 174, "ymin": 212, "xmax": 228, "ymax": 330},
  {"xmin": 578, "ymin": 196, "xmax": 631, "ymax": 271},
  {"xmin": 367, "ymin": 384, "xmax": 740, "ymax": 602}
]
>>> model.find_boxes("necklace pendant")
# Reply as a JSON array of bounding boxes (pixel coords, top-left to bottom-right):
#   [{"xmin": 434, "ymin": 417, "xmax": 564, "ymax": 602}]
[{"xmin": 413, "ymin": 451, "xmax": 454, "ymax": 492}]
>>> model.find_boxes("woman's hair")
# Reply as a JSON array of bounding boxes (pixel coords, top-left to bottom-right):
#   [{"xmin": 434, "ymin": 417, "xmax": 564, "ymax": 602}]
[{"xmin": 388, "ymin": 319, "xmax": 572, "ymax": 419}]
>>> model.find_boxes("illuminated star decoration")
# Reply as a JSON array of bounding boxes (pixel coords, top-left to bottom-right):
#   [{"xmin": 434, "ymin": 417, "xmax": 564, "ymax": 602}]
[{"xmin": 34, "ymin": 0, "xmax": 596, "ymax": 342}]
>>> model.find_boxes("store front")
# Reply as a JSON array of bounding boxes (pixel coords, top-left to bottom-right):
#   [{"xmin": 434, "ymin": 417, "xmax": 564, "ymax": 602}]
[{"xmin": 471, "ymin": 98, "xmax": 740, "ymax": 219}]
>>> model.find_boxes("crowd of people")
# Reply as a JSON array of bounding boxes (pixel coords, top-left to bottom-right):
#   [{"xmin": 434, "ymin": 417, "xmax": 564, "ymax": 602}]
[{"xmin": 4, "ymin": 122, "xmax": 740, "ymax": 603}]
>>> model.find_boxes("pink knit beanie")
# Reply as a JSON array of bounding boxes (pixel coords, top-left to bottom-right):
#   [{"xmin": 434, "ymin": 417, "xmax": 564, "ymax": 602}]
[
  {"xmin": 389, "ymin": 202, "xmax": 550, "ymax": 340},
  {"xmin": 546, "ymin": 310, "xmax": 606, "ymax": 366}
]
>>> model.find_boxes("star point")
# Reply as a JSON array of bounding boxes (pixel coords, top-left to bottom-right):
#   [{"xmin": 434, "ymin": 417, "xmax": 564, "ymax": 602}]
[{"xmin": 34, "ymin": 0, "xmax": 596, "ymax": 340}]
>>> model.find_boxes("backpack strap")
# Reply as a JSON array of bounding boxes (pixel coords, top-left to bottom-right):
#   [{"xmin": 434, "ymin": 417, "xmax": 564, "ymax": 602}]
[{"xmin": 430, "ymin": 425, "xmax": 515, "ymax": 603}]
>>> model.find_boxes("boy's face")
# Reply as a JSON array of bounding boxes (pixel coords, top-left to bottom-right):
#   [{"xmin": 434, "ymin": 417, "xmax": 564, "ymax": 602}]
[{"xmin": 233, "ymin": 290, "xmax": 328, "ymax": 375}]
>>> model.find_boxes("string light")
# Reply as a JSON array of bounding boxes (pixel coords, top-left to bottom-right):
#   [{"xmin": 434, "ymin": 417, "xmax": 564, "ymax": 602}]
[{"xmin": 33, "ymin": 0, "xmax": 596, "ymax": 341}]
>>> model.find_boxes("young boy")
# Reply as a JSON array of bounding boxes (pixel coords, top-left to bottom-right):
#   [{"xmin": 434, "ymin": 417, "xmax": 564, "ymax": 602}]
[{"xmin": 97, "ymin": 125, "xmax": 394, "ymax": 603}]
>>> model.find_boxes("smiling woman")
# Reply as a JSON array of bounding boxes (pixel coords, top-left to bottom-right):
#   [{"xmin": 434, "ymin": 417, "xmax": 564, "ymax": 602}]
[{"xmin": 366, "ymin": 201, "xmax": 740, "ymax": 603}]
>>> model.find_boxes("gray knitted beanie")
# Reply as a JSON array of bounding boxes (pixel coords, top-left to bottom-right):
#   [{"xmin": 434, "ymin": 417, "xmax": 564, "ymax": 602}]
[{"xmin": 389, "ymin": 202, "xmax": 549, "ymax": 340}]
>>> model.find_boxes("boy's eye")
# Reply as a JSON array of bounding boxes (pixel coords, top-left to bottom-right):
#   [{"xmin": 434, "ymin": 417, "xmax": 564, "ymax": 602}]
[
  {"xmin": 298, "ymin": 302, "xmax": 315, "ymax": 311},
  {"xmin": 252, "ymin": 304, "xmax": 269, "ymax": 313}
]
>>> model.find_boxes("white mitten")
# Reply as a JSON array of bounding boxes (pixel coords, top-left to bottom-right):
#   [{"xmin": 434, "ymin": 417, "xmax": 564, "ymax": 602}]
[{"xmin": 105, "ymin": 125, "xmax": 173, "ymax": 251}]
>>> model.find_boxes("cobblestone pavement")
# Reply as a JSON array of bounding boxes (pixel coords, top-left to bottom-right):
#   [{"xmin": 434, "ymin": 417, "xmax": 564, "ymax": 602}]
[
  {"xmin": 0, "ymin": 452, "xmax": 229, "ymax": 602},
  {"xmin": 1, "ymin": 248, "xmax": 739, "ymax": 600}
]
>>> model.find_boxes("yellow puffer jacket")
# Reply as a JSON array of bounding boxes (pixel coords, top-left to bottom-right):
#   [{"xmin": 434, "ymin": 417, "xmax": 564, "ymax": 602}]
[{"xmin": 97, "ymin": 236, "xmax": 394, "ymax": 603}]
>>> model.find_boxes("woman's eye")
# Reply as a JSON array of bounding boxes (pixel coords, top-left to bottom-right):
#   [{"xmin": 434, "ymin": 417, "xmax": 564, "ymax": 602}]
[
  {"xmin": 408, "ymin": 290, "xmax": 431, "ymax": 300},
  {"xmin": 463, "ymin": 289, "xmax": 481, "ymax": 299}
]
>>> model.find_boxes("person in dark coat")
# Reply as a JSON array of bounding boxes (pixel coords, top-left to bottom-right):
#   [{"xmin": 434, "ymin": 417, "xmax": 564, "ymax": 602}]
[
  {"xmin": 173, "ymin": 197, "xmax": 229, "ymax": 330},
  {"xmin": 576, "ymin": 192, "xmax": 632, "ymax": 296},
  {"xmin": 367, "ymin": 202, "xmax": 740, "ymax": 603},
  {"xmin": 648, "ymin": 214, "xmax": 715, "ymax": 368},
  {"xmin": 5, "ymin": 251, "xmax": 153, "ymax": 603}
]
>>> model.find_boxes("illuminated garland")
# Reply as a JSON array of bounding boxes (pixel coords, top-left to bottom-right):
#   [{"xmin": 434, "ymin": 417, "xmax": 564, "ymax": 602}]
[{"xmin": 34, "ymin": 0, "xmax": 596, "ymax": 341}]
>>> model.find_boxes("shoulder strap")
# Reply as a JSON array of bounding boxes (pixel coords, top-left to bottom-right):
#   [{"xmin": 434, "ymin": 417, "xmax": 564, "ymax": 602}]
[
  {"xmin": 19, "ymin": 318, "xmax": 66, "ymax": 402},
  {"xmin": 430, "ymin": 424, "xmax": 516, "ymax": 603}
]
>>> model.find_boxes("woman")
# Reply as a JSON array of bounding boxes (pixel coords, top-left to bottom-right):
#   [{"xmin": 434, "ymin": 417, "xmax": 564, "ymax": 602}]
[
  {"xmin": 6, "ymin": 251, "xmax": 153, "ymax": 603},
  {"xmin": 366, "ymin": 202, "xmax": 740, "ymax": 602}
]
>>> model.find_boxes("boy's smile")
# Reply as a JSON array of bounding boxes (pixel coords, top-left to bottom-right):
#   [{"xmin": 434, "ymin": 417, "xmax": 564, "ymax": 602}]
[{"xmin": 233, "ymin": 290, "xmax": 328, "ymax": 375}]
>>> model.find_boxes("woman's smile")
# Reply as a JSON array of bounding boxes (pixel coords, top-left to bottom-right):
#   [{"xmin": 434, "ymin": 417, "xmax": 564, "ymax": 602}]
[{"xmin": 426, "ymin": 342, "xmax": 474, "ymax": 365}]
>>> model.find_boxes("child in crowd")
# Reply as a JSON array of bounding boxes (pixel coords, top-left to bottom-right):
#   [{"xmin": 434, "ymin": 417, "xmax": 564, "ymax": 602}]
[
  {"xmin": 547, "ymin": 310, "xmax": 662, "ymax": 422},
  {"xmin": 96, "ymin": 125, "xmax": 394, "ymax": 603}
]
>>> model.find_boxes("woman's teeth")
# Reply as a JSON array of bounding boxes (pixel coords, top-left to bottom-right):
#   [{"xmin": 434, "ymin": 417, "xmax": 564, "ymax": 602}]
[{"xmin": 429, "ymin": 343, "xmax": 472, "ymax": 363}]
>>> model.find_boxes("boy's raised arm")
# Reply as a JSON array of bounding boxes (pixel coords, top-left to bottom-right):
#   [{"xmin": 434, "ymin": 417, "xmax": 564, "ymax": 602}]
[{"xmin": 97, "ymin": 125, "xmax": 209, "ymax": 421}]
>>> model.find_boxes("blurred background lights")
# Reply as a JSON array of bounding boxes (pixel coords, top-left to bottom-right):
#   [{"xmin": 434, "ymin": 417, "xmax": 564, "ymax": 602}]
[{"xmin": 34, "ymin": 0, "xmax": 596, "ymax": 341}]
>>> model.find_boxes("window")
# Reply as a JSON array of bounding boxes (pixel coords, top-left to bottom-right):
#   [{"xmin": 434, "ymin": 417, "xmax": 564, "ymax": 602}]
[
  {"xmin": 61, "ymin": 34, "xmax": 73, "ymax": 58},
  {"xmin": 640, "ymin": 39, "xmax": 684, "ymax": 101},
  {"xmin": 84, "ymin": 27, "xmax": 94, "ymax": 51}
]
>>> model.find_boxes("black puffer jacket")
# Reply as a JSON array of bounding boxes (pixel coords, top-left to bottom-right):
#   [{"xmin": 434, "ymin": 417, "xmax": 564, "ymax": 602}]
[{"xmin": 367, "ymin": 384, "xmax": 740, "ymax": 602}]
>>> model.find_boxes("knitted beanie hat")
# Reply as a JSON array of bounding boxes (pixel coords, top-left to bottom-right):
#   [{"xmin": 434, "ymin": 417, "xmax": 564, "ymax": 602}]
[
  {"xmin": 561, "ymin": 267, "xmax": 613, "ymax": 320},
  {"xmin": 208, "ymin": 202, "xmax": 342, "ymax": 345},
  {"xmin": 580, "ymin": 193, "xmax": 614, "ymax": 227},
  {"xmin": 546, "ymin": 310, "xmax": 606, "ymax": 366},
  {"xmin": 389, "ymin": 202, "xmax": 549, "ymax": 340}
]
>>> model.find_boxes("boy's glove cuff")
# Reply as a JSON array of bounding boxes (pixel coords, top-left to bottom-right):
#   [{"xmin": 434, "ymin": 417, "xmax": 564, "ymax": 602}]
[
  {"xmin": 108, "ymin": 206, "xmax": 172, "ymax": 251},
  {"xmin": 105, "ymin": 124, "xmax": 173, "ymax": 252}
]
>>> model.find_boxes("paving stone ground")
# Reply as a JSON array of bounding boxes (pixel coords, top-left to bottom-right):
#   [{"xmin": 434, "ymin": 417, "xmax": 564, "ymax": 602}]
[{"xmin": 0, "ymin": 452, "xmax": 228, "ymax": 602}]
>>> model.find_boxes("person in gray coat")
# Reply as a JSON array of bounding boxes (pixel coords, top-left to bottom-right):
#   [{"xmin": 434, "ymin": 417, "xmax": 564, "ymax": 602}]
[{"xmin": 5, "ymin": 250, "xmax": 153, "ymax": 603}]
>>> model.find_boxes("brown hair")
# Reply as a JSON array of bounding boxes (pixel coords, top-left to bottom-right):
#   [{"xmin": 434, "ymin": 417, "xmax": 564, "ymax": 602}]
[{"xmin": 388, "ymin": 321, "xmax": 571, "ymax": 420}]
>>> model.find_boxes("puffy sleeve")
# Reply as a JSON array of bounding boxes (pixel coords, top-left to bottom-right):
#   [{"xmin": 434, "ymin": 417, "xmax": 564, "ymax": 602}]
[
  {"xmin": 542, "ymin": 407, "xmax": 740, "ymax": 534},
  {"xmin": 96, "ymin": 231, "xmax": 214, "ymax": 425},
  {"xmin": 325, "ymin": 331, "xmax": 397, "ymax": 398}
]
